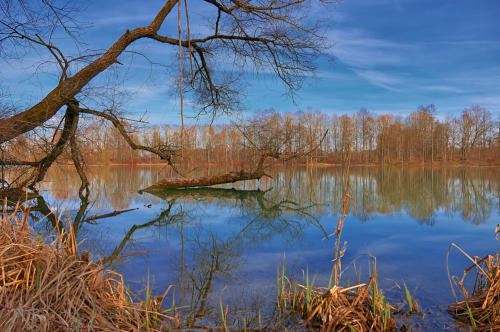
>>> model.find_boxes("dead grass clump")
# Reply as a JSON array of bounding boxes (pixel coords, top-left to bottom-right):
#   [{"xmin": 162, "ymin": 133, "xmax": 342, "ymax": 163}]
[
  {"xmin": 277, "ymin": 134, "xmax": 397, "ymax": 331},
  {"xmin": 277, "ymin": 264, "xmax": 397, "ymax": 332},
  {"xmin": 447, "ymin": 236, "xmax": 500, "ymax": 331},
  {"xmin": 0, "ymin": 203, "xmax": 172, "ymax": 331}
]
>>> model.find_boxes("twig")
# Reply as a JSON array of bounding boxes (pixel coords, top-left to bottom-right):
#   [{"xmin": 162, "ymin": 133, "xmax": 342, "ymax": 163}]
[{"xmin": 85, "ymin": 208, "xmax": 138, "ymax": 223}]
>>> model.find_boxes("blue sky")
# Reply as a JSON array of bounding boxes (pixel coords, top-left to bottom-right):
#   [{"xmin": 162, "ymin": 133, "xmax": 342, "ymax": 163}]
[
  {"xmin": 1, "ymin": 0, "xmax": 499, "ymax": 125},
  {"xmin": 245, "ymin": 0, "xmax": 500, "ymax": 119}
]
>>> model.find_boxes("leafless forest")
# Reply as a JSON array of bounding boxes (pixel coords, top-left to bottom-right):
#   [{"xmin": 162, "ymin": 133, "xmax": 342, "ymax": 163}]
[{"xmin": 5, "ymin": 104, "xmax": 499, "ymax": 167}]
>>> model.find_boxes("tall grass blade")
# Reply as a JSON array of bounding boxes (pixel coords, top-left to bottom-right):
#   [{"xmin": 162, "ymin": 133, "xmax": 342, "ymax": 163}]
[
  {"xmin": 404, "ymin": 282, "xmax": 413, "ymax": 312},
  {"xmin": 466, "ymin": 302, "xmax": 477, "ymax": 331}
]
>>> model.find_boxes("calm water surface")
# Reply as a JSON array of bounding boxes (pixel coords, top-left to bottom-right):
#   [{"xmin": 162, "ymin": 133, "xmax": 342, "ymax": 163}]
[{"xmin": 37, "ymin": 165, "xmax": 499, "ymax": 330}]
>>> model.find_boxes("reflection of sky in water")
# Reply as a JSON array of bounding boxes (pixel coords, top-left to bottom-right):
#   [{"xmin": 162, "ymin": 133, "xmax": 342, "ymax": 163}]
[{"xmin": 36, "ymin": 166, "xmax": 500, "ymax": 330}]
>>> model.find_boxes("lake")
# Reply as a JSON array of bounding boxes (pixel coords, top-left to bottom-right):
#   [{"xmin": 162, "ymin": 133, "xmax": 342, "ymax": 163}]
[{"xmin": 36, "ymin": 165, "xmax": 499, "ymax": 331}]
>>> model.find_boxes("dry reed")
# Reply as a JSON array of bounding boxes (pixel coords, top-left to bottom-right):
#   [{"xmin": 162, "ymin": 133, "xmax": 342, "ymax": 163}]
[
  {"xmin": 277, "ymin": 262, "xmax": 397, "ymax": 332},
  {"xmin": 447, "ymin": 226, "xmax": 500, "ymax": 331},
  {"xmin": 0, "ymin": 202, "xmax": 172, "ymax": 331}
]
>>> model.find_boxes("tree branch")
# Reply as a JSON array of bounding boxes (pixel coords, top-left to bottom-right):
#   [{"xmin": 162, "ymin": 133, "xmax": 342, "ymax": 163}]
[
  {"xmin": 78, "ymin": 107, "xmax": 184, "ymax": 176},
  {"xmin": 0, "ymin": 0, "xmax": 179, "ymax": 144}
]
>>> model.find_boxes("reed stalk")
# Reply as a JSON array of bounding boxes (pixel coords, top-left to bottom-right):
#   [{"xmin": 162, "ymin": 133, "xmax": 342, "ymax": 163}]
[
  {"xmin": 0, "ymin": 202, "xmax": 174, "ymax": 331},
  {"xmin": 447, "ymin": 236, "xmax": 499, "ymax": 331}
]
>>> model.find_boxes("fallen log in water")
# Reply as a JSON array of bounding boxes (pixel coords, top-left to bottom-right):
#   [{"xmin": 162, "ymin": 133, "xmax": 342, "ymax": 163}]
[
  {"xmin": 142, "ymin": 187, "xmax": 269, "ymax": 201},
  {"xmin": 139, "ymin": 169, "xmax": 267, "ymax": 193}
]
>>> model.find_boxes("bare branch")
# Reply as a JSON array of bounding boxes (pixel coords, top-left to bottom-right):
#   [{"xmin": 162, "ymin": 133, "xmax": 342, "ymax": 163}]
[
  {"xmin": 78, "ymin": 107, "xmax": 184, "ymax": 176},
  {"xmin": 0, "ymin": 0, "xmax": 179, "ymax": 143}
]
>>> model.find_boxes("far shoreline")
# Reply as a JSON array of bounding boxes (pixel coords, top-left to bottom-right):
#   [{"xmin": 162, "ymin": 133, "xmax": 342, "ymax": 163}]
[{"xmin": 51, "ymin": 161, "xmax": 500, "ymax": 168}]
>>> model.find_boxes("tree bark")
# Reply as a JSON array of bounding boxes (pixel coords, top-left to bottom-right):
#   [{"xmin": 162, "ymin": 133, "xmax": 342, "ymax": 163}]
[
  {"xmin": 34, "ymin": 102, "xmax": 79, "ymax": 184},
  {"xmin": 139, "ymin": 168, "xmax": 266, "ymax": 192}
]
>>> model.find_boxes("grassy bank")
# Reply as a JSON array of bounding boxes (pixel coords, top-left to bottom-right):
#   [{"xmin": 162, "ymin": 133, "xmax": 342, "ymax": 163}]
[{"xmin": 0, "ymin": 203, "xmax": 172, "ymax": 331}]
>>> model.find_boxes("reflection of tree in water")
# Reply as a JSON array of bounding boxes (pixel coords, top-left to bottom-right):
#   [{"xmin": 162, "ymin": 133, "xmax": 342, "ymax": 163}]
[
  {"xmin": 18, "ymin": 190, "xmax": 91, "ymax": 236},
  {"xmin": 14, "ymin": 166, "xmax": 500, "ymax": 328},
  {"xmin": 14, "ymin": 185, "xmax": 323, "ymax": 328},
  {"xmin": 367, "ymin": 167, "xmax": 497, "ymax": 224},
  {"xmin": 20, "ymin": 187, "xmax": 139, "ymax": 258},
  {"xmin": 148, "ymin": 187, "xmax": 327, "ymax": 241},
  {"xmin": 40, "ymin": 165, "xmax": 171, "ymax": 210},
  {"xmin": 37, "ymin": 165, "xmax": 500, "ymax": 224},
  {"xmin": 99, "ymin": 188, "xmax": 324, "ymax": 329},
  {"xmin": 101, "ymin": 201, "xmax": 182, "ymax": 266},
  {"xmin": 273, "ymin": 166, "xmax": 499, "ymax": 224},
  {"xmin": 458, "ymin": 169, "xmax": 492, "ymax": 224}
]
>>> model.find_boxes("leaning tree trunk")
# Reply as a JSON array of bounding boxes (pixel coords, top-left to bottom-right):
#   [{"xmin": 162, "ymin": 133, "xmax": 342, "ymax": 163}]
[
  {"xmin": 0, "ymin": 0, "xmax": 178, "ymax": 144},
  {"xmin": 139, "ymin": 168, "xmax": 266, "ymax": 193}
]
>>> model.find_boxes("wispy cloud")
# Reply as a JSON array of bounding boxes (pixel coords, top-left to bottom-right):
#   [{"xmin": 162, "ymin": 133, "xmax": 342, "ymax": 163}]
[
  {"xmin": 471, "ymin": 96, "xmax": 500, "ymax": 108},
  {"xmin": 123, "ymin": 84, "xmax": 169, "ymax": 99},
  {"xmin": 89, "ymin": 14, "xmax": 156, "ymax": 28},
  {"xmin": 328, "ymin": 29, "xmax": 417, "ymax": 68},
  {"xmin": 418, "ymin": 85, "xmax": 464, "ymax": 93},
  {"xmin": 352, "ymin": 69, "xmax": 408, "ymax": 92},
  {"xmin": 324, "ymin": 25, "xmax": 500, "ymax": 103}
]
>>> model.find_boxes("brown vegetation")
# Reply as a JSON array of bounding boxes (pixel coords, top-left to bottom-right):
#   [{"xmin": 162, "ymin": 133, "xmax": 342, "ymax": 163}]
[
  {"xmin": 5, "ymin": 107, "xmax": 498, "ymax": 172},
  {"xmin": 0, "ymin": 203, "xmax": 172, "ymax": 331},
  {"xmin": 447, "ymin": 230, "xmax": 500, "ymax": 331},
  {"xmin": 277, "ymin": 263, "xmax": 398, "ymax": 331}
]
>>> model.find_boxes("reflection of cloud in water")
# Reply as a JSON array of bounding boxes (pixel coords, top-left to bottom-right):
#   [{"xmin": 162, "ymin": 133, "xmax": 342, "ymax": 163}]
[{"xmin": 359, "ymin": 236, "xmax": 407, "ymax": 257}]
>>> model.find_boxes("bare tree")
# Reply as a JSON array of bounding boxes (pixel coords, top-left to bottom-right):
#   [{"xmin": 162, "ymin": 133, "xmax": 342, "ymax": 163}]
[
  {"xmin": 457, "ymin": 105, "xmax": 493, "ymax": 160},
  {"xmin": 140, "ymin": 111, "xmax": 327, "ymax": 191},
  {"xmin": 0, "ymin": 0, "xmax": 336, "ymax": 190}
]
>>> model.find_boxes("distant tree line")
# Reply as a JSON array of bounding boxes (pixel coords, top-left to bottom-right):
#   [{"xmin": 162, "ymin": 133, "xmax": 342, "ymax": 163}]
[{"xmin": 4, "ymin": 105, "xmax": 499, "ymax": 166}]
